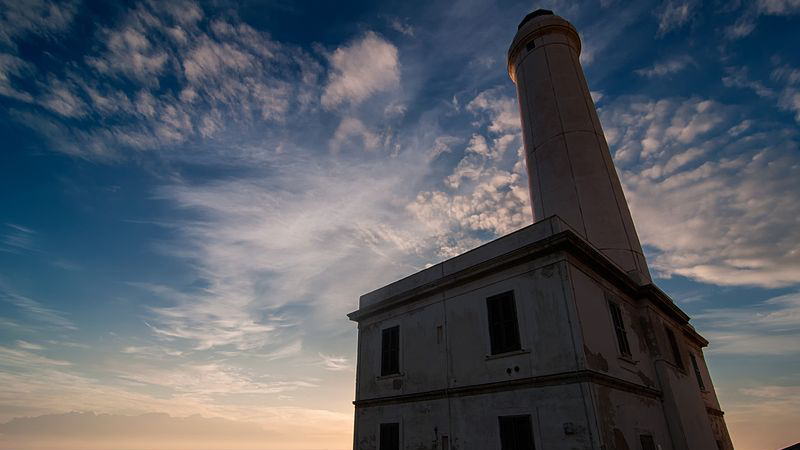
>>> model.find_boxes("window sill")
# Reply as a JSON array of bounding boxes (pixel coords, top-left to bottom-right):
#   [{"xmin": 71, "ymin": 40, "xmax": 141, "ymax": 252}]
[
  {"xmin": 618, "ymin": 354, "xmax": 638, "ymax": 365},
  {"xmin": 376, "ymin": 372, "xmax": 404, "ymax": 381},
  {"xmin": 485, "ymin": 349, "xmax": 530, "ymax": 360}
]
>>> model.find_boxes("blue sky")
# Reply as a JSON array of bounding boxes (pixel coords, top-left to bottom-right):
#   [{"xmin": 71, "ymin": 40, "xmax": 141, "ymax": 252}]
[{"xmin": 0, "ymin": 0, "xmax": 799, "ymax": 449}]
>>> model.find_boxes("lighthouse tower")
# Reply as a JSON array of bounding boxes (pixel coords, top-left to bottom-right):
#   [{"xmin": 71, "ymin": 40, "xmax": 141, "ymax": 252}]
[{"xmin": 508, "ymin": 9, "xmax": 651, "ymax": 284}]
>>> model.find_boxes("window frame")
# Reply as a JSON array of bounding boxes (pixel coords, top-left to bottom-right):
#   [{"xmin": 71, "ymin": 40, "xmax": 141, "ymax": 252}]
[
  {"xmin": 664, "ymin": 326, "xmax": 685, "ymax": 370},
  {"xmin": 379, "ymin": 422, "xmax": 400, "ymax": 450},
  {"xmin": 380, "ymin": 326, "xmax": 400, "ymax": 376},
  {"xmin": 639, "ymin": 434, "xmax": 656, "ymax": 450},
  {"xmin": 486, "ymin": 291, "xmax": 522, "ymax": 355},
  {"xmin": 689, "ymin": 352, "xmax": 706, "ymax": 390},
  {"xmin": 498, "ymin": 414, "xmax": 536, "ymax": 450},
  {"xmin": 607, "ymin": 300, "xmax": 632, "ymax": 356}
]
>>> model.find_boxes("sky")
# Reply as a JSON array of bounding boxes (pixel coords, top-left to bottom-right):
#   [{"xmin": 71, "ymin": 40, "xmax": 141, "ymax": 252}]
[{"xmin": 0, "ymin": 0, "xmax": 798, "ymax": 449}]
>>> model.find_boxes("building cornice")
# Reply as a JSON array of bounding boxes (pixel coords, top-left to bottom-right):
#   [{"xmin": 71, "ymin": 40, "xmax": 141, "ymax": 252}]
[{"xmin": 353, "ymin": 369, "xmax": 662, "ymax": 408}]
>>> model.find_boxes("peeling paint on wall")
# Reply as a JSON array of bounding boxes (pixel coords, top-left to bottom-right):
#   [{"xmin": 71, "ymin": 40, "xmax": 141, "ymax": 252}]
[{"xmin": 585, "ymin": 345, "xmax": 609, "ymax": 372}]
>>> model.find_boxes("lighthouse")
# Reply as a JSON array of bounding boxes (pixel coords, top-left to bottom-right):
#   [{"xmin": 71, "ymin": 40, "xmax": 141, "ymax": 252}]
[
  {"xmin": 508, "ymin": 9, "xmax": 651, "ymax": 284},
  {"xmin": 348, "ymin": 10, "xmax": 732, "ymax": 450}
]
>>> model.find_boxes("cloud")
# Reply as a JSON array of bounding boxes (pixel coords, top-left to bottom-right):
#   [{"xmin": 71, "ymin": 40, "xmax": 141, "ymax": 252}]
[
  {"xmin": 15, "ymin": 340, "xmax": 44, "ymax": 351},
  {"xmin": 0, "ymin": 0, "xmax": 78, "ymax": 48},
  {"xmin": 772, "ymin": 65, "xmax": 800, "ymax": 85},
  {"xmin": 321, "ymin": 31, "xmax": 399, "ymax": 108},
  {"xmin": 723, "ymin": 0, "xmax": 800, "ymax": 41},
  {"xmin": 0, "ymin": 53, "xmax": 35, "ymax": 102},
  {"xmin": 117, "ymin": 362, "xmax": 317, "ymax": 395},
  {"xmin": 0, "ymin": 345, "xmax": 71, "ymax": 368},
  {"xmin": 329, "ymin": 116, "xmax": 381, "ymax": 152},
  {"xmin": 38, "ymin": 77, "xmax": 88, "ymax": 118},
  {"xmin": 724, "ymin": 18, "xmax": 756, "ymax": 40},
  {"xmin": 4, "ymin": 1, "xmax": 315, "ymax": 161},
  {"xmin": 407, "ymin": 89, "xmax": 530, "ymax": 258},
  {"xmin": 693, "ymin": 292, "xmax": 800, "ymax": 355},
  {"xmin": 722, "ymin": 66, "xmax": 775, "ymax": 98},
  {"xmin": 654, "ymin": 0, "xmax": 696, "ymax": 35},
  {"xmin": 0, "ymin": 223, "xmax": 36, "ymax": 254},
  {"xmin": 635, "ymin": 54, "xmax": 693, "ymax": 77},
  {"xmin": 389, "ymin": 18, "xmax": 415, "ymax": 37},
  {"xmin": 466, "ymin": 88, "xmax": 520, "ymax": 134},
  {"xmin": 757, "ymin": 0, "xmax": 800, "ymax": 15},
  {"xmin": 0, "ymin": 283, "xmax": 77, "ymax": 330},
  {"xmin": 319, "ymin": 354, "xmax": 350, "ymax": 371},
  {"xmin": 87, "ymin": 26, "xmax": 168, "ymax": 83},
  {"xmin": 143, "ymin": 145, "xmax": 441, "ymax": 355},
  {"xmin": 601, "ymin": 96, "xmax": 800, "ymax": 287},
  {"xmin": 723, "ymin": 64, "xmax": 800, "ymax": 123}
]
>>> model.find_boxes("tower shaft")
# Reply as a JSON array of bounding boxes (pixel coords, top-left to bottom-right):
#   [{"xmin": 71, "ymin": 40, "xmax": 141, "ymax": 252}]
[{"xmin": 508, "ymin": 11, "xmax": 651, "ymax": 283}]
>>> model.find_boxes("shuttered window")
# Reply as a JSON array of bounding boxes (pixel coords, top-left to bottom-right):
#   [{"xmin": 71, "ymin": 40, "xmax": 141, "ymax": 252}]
[
  {"xmin": 640, "ymin": 435, "xmax": 656, "ymax": 450},
  {"xmin": 665, "ymin": 326, "xmax": 684, "ymax": 369},
  {"xmin": 608, "ymin": 301, "xmax": 631, "ymax": 356},
  {"xmin": 381, "ymin": 326, "xmax": 400, "ymax": 376},
  {"xmin": 498, "ymin": 415, "xmax": 535, "ymax": 450},
  {"xmin": 379, "ymin": 423, "xmax": 399, "ymax": 450},
  {"xmin": 487, "ymin": 291, "xmax": 522, "ymax": 355},
  {"xmin": 689, "ymin": 352, "xmax": 705, "ymax": 389}
]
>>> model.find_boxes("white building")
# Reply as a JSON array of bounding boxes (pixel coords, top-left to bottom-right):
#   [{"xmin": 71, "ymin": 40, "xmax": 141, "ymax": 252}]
[{"xmin": 348, "ymin": 10, "xmax": 732, "ymax": 450}]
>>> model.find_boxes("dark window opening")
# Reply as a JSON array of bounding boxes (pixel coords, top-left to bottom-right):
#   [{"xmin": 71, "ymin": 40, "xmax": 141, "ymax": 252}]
[
  {"xmin": 640, "ymin": 434, "xmax": 656, "ymax": 450},
  {"xmin": 498, "ymin": 415, "xmax": 535, "ymax": 450},
  {"xmin": 487, "ymin": 291, "xmax": 522, "ymax": 355},
  {"xmin": 379, "ymin": 422, "xmax": 399, "ymax": 450},
  {"xmin": 441, "ymin": 435, "xmax": 449, "ymax": 450},
  {"xmin": 608, "ymin": 301, "xmax": 632, "ymax": 355},
  {"xmin": 689, "ymin": 352, "xmax": 706, "ymax": 390},
  {"xmin": 381, "ymin": 326, "xmax": 400, "ymax": 376},
  {"xmin": 665, "ymin": 326, "xmax": 684, "ymax": 369}
]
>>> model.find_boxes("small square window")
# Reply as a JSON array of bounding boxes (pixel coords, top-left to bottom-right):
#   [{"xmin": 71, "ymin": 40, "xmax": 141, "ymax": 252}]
[{"xmin": 487, "ymin": 291, "xmax": 522, "ymax": 355}]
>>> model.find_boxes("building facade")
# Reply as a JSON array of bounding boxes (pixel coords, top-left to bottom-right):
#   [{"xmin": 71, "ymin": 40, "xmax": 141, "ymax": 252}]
[{"xmin": 348, "ymin": 10, "xmax": 732, "ymax": 450}]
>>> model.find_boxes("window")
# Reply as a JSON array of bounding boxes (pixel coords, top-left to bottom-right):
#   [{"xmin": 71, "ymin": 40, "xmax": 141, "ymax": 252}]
[
  {"xmin": 640, "ymin": 435, "xmax": 656, "ymax": 450},
  {"xmin": 608, "ymin": 301, "xmax": 631, "ymax": 355},
  {"xmin": 664, "ymin": 326, "xmax": 684, "ymax": 369},
  {"xmin": 379, "ymin": 423, "xmax": 399, "ymax": 450},
  {"xmin": 381, "ymin": 326, "xmax": 400, "ymax": 376},
  {"xmin": 487, "ymin": 291, "xmax": 521, "ymax": 355},
  {"xmin": 498, "ymin": 415, "xmax": 535, "ymax": 450},
  {"xmin": 689, "ymin": 352, "xmax": 705, "ymax": 390}
]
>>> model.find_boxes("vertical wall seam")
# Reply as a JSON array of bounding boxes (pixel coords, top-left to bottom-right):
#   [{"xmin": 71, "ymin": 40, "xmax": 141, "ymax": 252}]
[
  {"xmin": 518, "ymin": 62, "xmax": 547, "ymax": 221},
  {"xmin": 542, "ymin": 44, "xmax": 589, "ymax": 237},
  {"xmin": 567, "ymin": 47, "xmax": 646, "ymax": 276}
]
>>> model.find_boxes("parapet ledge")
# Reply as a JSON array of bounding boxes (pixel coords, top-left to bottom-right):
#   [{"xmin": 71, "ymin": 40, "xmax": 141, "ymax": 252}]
[{"xmin": 355, "ymin": 216, "xmax": 575, "ymax": 311}]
